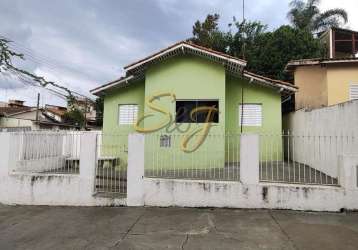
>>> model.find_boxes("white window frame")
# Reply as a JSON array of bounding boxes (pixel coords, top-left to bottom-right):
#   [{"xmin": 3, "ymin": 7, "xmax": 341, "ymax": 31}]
[
  {"xmin": 349, "ymin": 83, "xmax": 358, "ymax": 100},
  {"xmin": 238, "ymin": 103, "xmax": 262, "ymax": 127},
  {"xmin": 118, "ymin": 104, "xmax": 139, "ymax": 125}
]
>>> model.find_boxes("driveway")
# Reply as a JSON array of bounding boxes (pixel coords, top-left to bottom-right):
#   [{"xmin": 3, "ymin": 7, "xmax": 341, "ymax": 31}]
[{"xmin": 0, "ymin": 205, "xmax": 357, "ymax": 250}]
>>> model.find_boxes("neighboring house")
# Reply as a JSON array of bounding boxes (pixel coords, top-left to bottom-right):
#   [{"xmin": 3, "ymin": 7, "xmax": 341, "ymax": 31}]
[
  {"xmin": 286, "ymin": 27, "xmax": 358, "ymax": 111},
  {"xmin": 44, "ymin": 104, "xmax": 67, "ymax": 123},
  {"xmin": 286, "ymin": 57, "xmax": 358, "ymax": 110},
  {"xmin": 0, "ymin": 100, "xmax": 78, "ymax": 131},
  {"xmin": 90, "ymin": 41, "xmax": 297, "ymax": 167},
  {"xmin": 0, "ymin": 101, "xmax": 8, "ymax": 107}
]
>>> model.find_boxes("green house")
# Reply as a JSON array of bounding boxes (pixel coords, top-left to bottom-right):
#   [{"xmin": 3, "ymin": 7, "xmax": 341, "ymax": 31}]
[{"xmin": 90, "ymin": 41, "xmax": 297, "ymax": 176}]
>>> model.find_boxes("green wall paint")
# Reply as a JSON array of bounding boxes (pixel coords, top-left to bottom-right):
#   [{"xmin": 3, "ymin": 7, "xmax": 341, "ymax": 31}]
[
  {"xmin": 225, "ymin": 75, "xmax": 282, "ymax": 134},
  {"xmin": 101, "ymin": 55, "xmax": 283, "ymax": 170},
  {"xmin": 143, "ymin": 55, "xmax": 226, "ymax": 170},
  {"xmin": 225, "ymin": 75, "xmax": 283, "ymax": 161},
  {"xmin": 102, "ymin": 81, "xmax": 145, "ymax": 168},
  {"xmin": 102, "ymin": 81, "xmax": 145, "ymax": 134},
  {"xmin": 143, "ymin": 55, "xmax": 226, "ymax": 133}
]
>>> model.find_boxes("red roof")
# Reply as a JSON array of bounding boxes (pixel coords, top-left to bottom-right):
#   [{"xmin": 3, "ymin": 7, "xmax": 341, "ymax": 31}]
[{"xmin": 90, "ymin": 41, "xmax": 296, "ymax": 95}]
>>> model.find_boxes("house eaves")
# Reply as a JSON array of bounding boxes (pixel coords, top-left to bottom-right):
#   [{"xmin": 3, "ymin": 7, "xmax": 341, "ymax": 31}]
[
  {"xmin": 91, "ymin": 41, "xmax": 296, "ymax": 96},
  {"xmin": 90, "ymin": 75, "xmax": 140, "ymax": 96},
  {"xmin": 243, "ymin": 71, "xmax": 298, "ymax": 94},
  {"xmin": 124, "ymin": 41, "xmax": 247, "ymax": 76},
  {"xmin": 285, "ymin": 58, "xmax": 358, "ymax": 71},
  {"xmin": 90, "ymin": 41, "xmax": 247, "ymax": 96}
]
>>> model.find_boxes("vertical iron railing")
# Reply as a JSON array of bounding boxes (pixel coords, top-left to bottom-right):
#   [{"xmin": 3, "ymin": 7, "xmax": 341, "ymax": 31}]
[
  {"xmin": 144, "ymin": 133, "xmax": 240, "ymax": 181},
  {"xmin": 11, "ymin": 131, "xmax": 81, "ymax": 174},
  {"xmin": 95, "ymin": 133, "xmax": 128, "ymax": 195},
  {"xmin": 259, "ymin": 132, "xmax": 357, "ymax": 186}
]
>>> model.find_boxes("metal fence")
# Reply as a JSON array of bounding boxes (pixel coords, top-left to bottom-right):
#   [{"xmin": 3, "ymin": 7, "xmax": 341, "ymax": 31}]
[
  {"xmin": 11, "ymin": 131, "xmax": 81, "ymax": 174},
  {"xmin": 259, "ymin": 132, "xmax": 358, "ymax": 186},
  {"xmin": 145, "ymin": 133, "xmax": 241, "ymax": 181},
  {"xmin": 95, "ymin": 133, "xmax": 128, "ymax": 195}
]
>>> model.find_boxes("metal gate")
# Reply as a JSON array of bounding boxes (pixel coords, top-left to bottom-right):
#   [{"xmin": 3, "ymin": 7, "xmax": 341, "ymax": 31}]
[{"xmin": 94, "ymin": 133, "xmax": 128, "ymax": 196}]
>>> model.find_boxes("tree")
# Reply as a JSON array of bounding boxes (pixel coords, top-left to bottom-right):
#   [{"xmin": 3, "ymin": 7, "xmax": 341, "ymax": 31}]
[
  {"xmin": 287, "ymin": 0, "xmax": 348, "ymax": 33},
  {"xmin": 191, "ymin": 14, "xmax": 230, "ymax": 53},
  {"xmin": 246, "ymin": 25, "xmax": 324, "ymax": 80},
  {"xmin": 0, "ymin": 38, "xmax": 75, "ymax": 99},
  {"xmin": 191, "ymin": 14, "xmax": 267, "ymax": 59},
  {"xmin": 191, "ymin": 15, "xmax": 324, "ymax": 80},
  {"xmin": 95, "ymin": 96, "xmax": 104, "ymax": 126},
  {"xmin": 1, "ymin": 38, "xmax": 90, "ymax": 127},
  {"xmin": 63, "ymin": 108, "xmax": 85, "ymax": 128},
  {"xmin": 227, "ymin": 18, "xmax": 267, "ymax": 60}
]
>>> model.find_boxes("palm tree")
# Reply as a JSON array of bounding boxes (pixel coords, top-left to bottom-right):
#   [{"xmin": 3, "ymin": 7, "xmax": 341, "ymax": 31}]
[{"xmin": 287, "ymin": 0, "xmax": 348, "ymax": 33}]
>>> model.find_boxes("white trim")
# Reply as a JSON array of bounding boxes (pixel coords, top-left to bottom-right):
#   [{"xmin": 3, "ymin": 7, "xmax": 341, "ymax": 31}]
[
  {"xmin": 323, "ymin": 59, "xmax": 358, "ymax": 64},
  {"xmin": 118, "ymin": 104, "xmax": 139, "ymax": 125},
  {"xmin": 243, "ymin": 72, "xmax": 297, "ymax": 92},
  {"xmin": 349, "ymin": 83, "xmax": 358, "ymax": 100},
  {"xmin": 329, "ymin": 28, "xmax": 333, "ymax": 59},
  {"xmin": 239, "ymin": 104, "xmax": 262, "ymax": 127},
  {"xmin": 124, "ymin": 43, "xmax": 246, "ymax": 72},
  {"xmin": 90, "ymin": 75, "xmax": 134, "ymax": 95}
]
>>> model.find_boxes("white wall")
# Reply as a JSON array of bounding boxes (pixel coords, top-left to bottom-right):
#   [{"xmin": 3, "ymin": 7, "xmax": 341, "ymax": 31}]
[
  {"xmin": 0, "ymin": 174, "xmax": 125, "ymax": 206},
  {"xmin": 284, "ymin": 100, "xmax": 358, "ymax": 138},
  {"xmin": 0, "ymin": 132, "xmax": 125, "ymax": 206},
  {"xmin": 284, "ymin": 100, "xmax": 358, "ymax": 177},
  {"xmin": 2, "ymin": 131, "xmax": 358, "ymax": 211},
  {"xmin": 143, "ymin": 179, "xmax": 353, "ymax": 212},
  {"xmin": 128, "ymin": 133, "xmax": 358, "ymax": 212},
  {"xmin": 140, "ymin": 157, "xmax": 358, "ymax": 211},
  {"xmin": 0, "ymin": 117, "xmax": 36, "ymax": 130}
]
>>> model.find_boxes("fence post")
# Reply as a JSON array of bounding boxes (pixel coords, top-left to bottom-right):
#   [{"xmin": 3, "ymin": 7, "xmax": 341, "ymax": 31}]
[
  {"xmin": 0, "ymin": 132, "xmax": 11, "ymax": 176},
  {"xmin": 339, "ymin": 154, "xmax": 358, "ymax": 190},
  {"xmin": 127, "ymin": 133, "xmax": 145, "ymax": 206},
  {"xmin": 79, "ymin": 132, "xmax": 97, "ymax": 194},
  {"xmin": 240, "ymin": 133, "xmax": 259, "ymax": 185}
]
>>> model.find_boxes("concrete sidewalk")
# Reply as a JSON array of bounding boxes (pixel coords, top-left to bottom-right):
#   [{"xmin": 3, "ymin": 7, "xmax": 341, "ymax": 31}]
[{"xmin": 0, "ymin": 205, "xmax": 357, "ymax": 250}]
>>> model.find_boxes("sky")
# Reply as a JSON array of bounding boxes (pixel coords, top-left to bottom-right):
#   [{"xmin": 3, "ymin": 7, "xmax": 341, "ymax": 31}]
[{"xmin": 0, "ymin": 0, "xmax": 357, "ymax": 107}]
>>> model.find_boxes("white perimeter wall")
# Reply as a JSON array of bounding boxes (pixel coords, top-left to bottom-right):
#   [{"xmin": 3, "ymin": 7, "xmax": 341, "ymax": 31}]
[
  {"xmin": 0, "ymin": 132, "xmax": 125, "ymax": 206},
  {"xmin": 283, "ymin": 100, "xmax": 358, "ymax": 177},
  {"xmin": 127, "ymin": 134, "xmax": 358, "ymax": 212},
  {"xmin": 2, "ymin": 131, "xmax": 358, "ymax": 211},
  {"xmin": 284, "ymin": 100, "xmax": 358, "ymax": 135},
  {"xmin": 143, "ymin": 179, "xmax": 352, "ymax": 212}
]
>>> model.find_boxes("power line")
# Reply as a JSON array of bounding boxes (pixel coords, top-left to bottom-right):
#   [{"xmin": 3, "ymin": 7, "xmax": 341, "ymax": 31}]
[
  {"xmin": 0, "ymin": 34, "xmax": 89, "ymax": 77},
  {"xmin": 7, "ymin": 68, "xmax": 68, "ymax": 101},
  {"xmin": 0, "ymin": 34, "xmax": 95, "ymax": 100}
]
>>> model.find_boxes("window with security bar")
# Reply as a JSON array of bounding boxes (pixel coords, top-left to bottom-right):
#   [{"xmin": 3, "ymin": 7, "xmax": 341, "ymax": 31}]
[
  {"xmin": 239, "ymin": 104, "xmax": 262, "ymax": 126},
  {"xmin": 349, "ymin": 84, "xmax": 358, "ymax": 100},
  {"xmin": 118, "ymin": 104, "xmax": 138, "ymax": 125}
]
